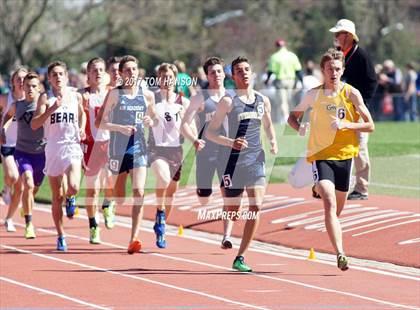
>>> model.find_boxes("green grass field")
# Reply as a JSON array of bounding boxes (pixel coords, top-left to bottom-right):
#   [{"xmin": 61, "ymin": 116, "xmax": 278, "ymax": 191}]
[{"xmin": 1, "ymin": 122, "xmax": 419, "ymax": 202}]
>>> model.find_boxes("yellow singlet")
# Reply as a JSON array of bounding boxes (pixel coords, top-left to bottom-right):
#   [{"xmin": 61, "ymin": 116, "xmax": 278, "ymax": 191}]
[{"xmin": 307, "ymin": 83, "xmax": 359, "ymax": 162}]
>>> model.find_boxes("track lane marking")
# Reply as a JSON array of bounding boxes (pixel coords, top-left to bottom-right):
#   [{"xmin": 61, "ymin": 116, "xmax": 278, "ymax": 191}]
[
  {"xmin": 0, "ymin": 276, "xmax": 110, "ymax": 310},
  {"xmin": 1, "ymin": 244, "xmax": 268, "ymax": 310}
]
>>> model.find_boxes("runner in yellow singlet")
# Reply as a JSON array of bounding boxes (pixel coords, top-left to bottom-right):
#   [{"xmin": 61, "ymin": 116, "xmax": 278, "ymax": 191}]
[{"xmin": 288, "ymin": 48, "xmax": 374, "ymax": 271}]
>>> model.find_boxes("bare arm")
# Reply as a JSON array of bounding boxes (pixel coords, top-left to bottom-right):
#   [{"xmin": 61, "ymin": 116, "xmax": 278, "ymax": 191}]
[
  {"xmin": 332, "ymin": 88, "xmax": 374, "ymax": 132},
  {"xmin": 287, "ymin": 89, "xmax": 316, "ymax": 132},
  {"xmin": 180, "ymin": 93, "xmax": 204, "ymax": 149},
  {"xmin": 95, "ymin": 90, "xmax": 113, "ymax": 129},
  {"xmin": 31, "ymin": 93, "xmax": 61, "ymax": 130},
  {"xmin": 77, "ymin": 92, "xmax": 87, "ymax": 140},
  {"xmin": 0, "ymin": 95, "xmax": 6, "ymax": 114},
  {"xmin": 188, "ymin": 85, "xmax": 197, "ymax": 98},
  {"xmin": 0, "ymin": 102, "xmax": 16, "ymax": 145},
  {"xmin": 206, "ymin": 96, "xmax": 237, "ymax": 148},
  {"xmin": 96, "ymin": 89, "xmax": 138, "ymax": 136},
  {"xmin": 143, "ymin": 90, "xmax": 158, "ymax": 127},
  {"xmin": 261, "ymin": 96, "xmax": 278, "ymax": 154}
]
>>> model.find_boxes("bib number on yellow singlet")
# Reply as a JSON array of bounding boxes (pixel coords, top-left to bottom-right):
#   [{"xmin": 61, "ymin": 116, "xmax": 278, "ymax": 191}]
[{"xmin": 337, "ymin": 108, "xmax": 346, "ymax": 120}]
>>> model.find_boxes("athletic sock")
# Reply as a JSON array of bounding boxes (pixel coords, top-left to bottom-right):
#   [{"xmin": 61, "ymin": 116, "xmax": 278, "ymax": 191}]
[
  {"xmin": 24, "ymin": 215, "xmax": 32, "ymax": 224},
  {"xmin": 89, "ymin": 217, "xmax": 98, "ymax": 228},
  {"xmin": 102, "ymin": 198, "xmax": 110, "ymax": 210},
  {"xmin": 156, "ymin": 209, "xmax": 164, "ymax": 219}
]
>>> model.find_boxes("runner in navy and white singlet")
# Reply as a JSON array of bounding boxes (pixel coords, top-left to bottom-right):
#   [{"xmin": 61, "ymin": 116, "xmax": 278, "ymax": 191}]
[
  {"xmin": 181, "ymin": 56, "xmax": 235, "ymax": 249},
  {"xmin": 207, "ymin": 56, "xmax": 278, "ymax": 272},
  {"xmin": 96, "ymin": 55, "xmax": 157, "ymax": 254}
]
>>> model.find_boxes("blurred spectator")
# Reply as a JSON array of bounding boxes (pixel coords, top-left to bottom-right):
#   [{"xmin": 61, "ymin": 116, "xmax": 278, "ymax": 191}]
[
  {"xmin": 138, "ymin": 67, "xmax": 149, "ymax": 91},
  {"xmin": 0, "ymin": 75, "xmax": 10, "ymax": 95},
  {"xmin": 223, "ymin": 64, "xmax": 236, "ymax": 89},
  {"xmin": 195, "ymin": 66, "xmax": 209, "ymax": 90},
  {"xmin": 174, "ymin": 60, "xmax": 196, "ymax": 98},
  {"xmin": 371, "ymin": 64, "xmax": 386, "ymax": 120},
  {"xmin": 265, "ymin": 38, "xmax": 302, "ymax": 123},
  {"xmin": 416, "ymin": 68, "xmax": 420, "ymax": 97},
  {"xmin": 329, "ymin": 18, "xmax": 377, "ymax": 200},
  {"xmin": 404, "ymin": 62, "xmax": 418, "ymax": 121},
  {"xmin": 302, "ymin": 60, "xmax": 321, "ymax": 93},
  {"xmin": 106, "ymin": 56, "xmax": 122, "ymax": 88},
  {"xmin": 35, "ymin": 67, "xmax": 48, "ymax": 93},
  {"xmin": 381, "ymin": 59, "xmax": 404, "ymax": 121},
  {"xmin": 80, "ymin": 62, "xmax": 88, "ymax": 88}
]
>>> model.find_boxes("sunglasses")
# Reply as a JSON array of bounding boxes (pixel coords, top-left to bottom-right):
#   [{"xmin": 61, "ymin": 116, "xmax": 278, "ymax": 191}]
[{"xmin": 334, "ymin": 32, "xmax": 348, "ymax": 37}]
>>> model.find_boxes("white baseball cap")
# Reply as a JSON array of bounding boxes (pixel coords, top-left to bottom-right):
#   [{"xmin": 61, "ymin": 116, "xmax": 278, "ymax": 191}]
[{"xmin": 329, "ymin": 19, "xmax": 359, "ymax": 42}]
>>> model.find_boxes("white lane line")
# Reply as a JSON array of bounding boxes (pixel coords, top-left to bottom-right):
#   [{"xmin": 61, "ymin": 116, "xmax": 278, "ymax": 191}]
[
  {"xmin": 260, "ymin": 199, "xmax": 308, "ymax": 214},
  {"xmin": 306, "ymin": 209, "xmax": 387, "ymax": 230},
  {"xmin": 178, "ymin": 205, "xmax": 193, "ymax": 211},
  {"xmin": 271, "ymin": 204, "xmax": 363, "ymax": 224},
  {"xmin": 313, "ymin": 210, "xmax": 401, "ymax": 232},
  {"xmin": 245, "ymin": 290, "xmax": 281, "ymax": 293},
  {"xmin": 0, "ymin": 276, "xmax": 110, "ymax": 310},
  {"xmin": 5, "ymin": 230, "xmax": 419, "ymax": 310},
  {"xmin": 1, "ymin": 245, "xmax": 268, "ymax": 310},
  {"xmin": 271, "ymin": 209, "xmax": 324, "ymax": 224},
  {"xmin": 343, "ymin": 215, "xmax": 418, "ymax": 233},
  {"xmin": 399, "ymin": 238, "xmax": 420, "ymax": 245},
  {"xmin": 352, "ymin": 219, "xmax": 420, "ymax": 237},
  {"xmin": 15, "ymin": 223, "xmax": 420, "ymax": 310},
  {"xmin": 30, "ymin": 207, "xmax": 420, "ymax": 281},
  {"xmin": 339, "ymin": 211, "xmax": 411, "ymax": 228},
  {"xmin": 288, "ymin": 207, "xmax": 378, "ymax": 228}
]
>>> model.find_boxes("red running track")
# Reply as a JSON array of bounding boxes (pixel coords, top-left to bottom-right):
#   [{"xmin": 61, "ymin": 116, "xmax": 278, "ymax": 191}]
[
  {"xmin": 123, "ymin": 184, "xmax": 420, "ymax": 268},
  {"xmin": 1, "ymin": 205, "xmax": 419, "ymax": 309}
]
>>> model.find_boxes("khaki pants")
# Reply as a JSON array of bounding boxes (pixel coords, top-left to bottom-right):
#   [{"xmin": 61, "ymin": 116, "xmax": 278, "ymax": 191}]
[
  {"xmin": 273, "ymin": 79, "xmax": 295, "ymax": 123},
  {"xmin": 353, "ymin": 131, "xmax": 370, "ymax": 194}
]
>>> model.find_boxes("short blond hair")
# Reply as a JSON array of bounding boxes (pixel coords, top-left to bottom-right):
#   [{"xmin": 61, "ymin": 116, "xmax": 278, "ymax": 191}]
[
  {"xmin": 320, "ymin": 48, "xmax": 344, "ymax": 69},
  {"xmin": 157, "ymin": 63, "xmax": 178, "ymax": 77}
]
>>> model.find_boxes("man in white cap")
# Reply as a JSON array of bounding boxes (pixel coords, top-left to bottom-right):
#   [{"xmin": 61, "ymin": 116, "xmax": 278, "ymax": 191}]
[{"xmin": 328, "ymin": 19, "xmax": 377, "ymax": 200}]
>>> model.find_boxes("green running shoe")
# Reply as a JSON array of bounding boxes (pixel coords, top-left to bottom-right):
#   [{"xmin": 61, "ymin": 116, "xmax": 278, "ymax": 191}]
[
  {"xmin": 103, "ymin": 202, "xmax": 115, "ymax": 229},
  {"xmin": 337, "ymin": 253, "xmax": 349, "ymax": 271},
  {"xmin": 232, "ymin": 256, "xmax": 252, "ymax": 272},
  {"xmin": 89, "ymin": 226, "xmax": 101, "ymax": 244},
  {"xmin": 24, "ymin": 222, "xmax": 36, "ymax": 239}
]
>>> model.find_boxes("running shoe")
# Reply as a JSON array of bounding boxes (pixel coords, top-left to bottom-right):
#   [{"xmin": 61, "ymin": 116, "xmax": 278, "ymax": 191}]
[
  {"xmin": 89, "ymin": 227, "xmax": 101, "ymax": 244},
  {"xmin": 127, "ymin": 239, "xmax": 142, "ymax": 254},
  {"xmin": 347, "ymin": 191, "xmax": 368, "ymax": 200},
  {"xmin": 24, "ymin": 222, "xmax": 36, "ymax": 239},
  {"xmin": 221, "ymin": 236, "xmax": 233, "ymax": 249},
  {"xmin": 103, "ymin": 201, "xmax": 115, "ymax": 229},
  {"xmin": 153, "ymin": 211, "xmax": 166, "ymax": 248},
  {"xmin": 4, "ymin": 218, "xmax": 16, "ymax": 232},
  {"xmin": 57, "ymin": 235, "xmax": 68, "ymax": 251},
  {"xmin": 232, "ymin": 256, "xmax": 252, "ymax": 272},
  {"xmin": 65, "ymin": 196, "xmax": 76, "ymax": 219},
  {"xmin": 337, "ymin": 253, "xmax": 349, "ymax": 271},
  {"xmin": 2, "ymin": 185, "xmax": 11, "ymax": 205}
]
